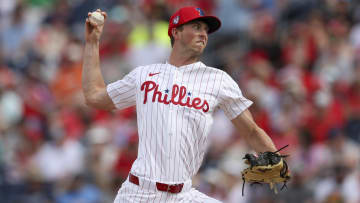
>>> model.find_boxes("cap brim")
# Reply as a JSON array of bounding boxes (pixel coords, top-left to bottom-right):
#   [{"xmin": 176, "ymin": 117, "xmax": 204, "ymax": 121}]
[{"xmin": 189, "ymin": 16, "xmax": 221, "ymax": 34}]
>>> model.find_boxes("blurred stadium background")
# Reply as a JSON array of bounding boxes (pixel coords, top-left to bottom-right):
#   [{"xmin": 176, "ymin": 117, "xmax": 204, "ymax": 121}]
[{"xmin": 1, "ymin": 0, "xmax": 360, "ymax": 202}]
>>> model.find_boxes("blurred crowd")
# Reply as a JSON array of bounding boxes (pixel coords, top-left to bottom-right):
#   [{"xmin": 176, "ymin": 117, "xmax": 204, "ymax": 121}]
[{"xmin": 1, "ymin": 0, "xmax": 360, "ymax": 202}]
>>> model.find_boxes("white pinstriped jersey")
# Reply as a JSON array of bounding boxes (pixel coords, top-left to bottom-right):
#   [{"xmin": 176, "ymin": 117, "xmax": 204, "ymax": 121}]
[{"xmin": 107, "ymin": 61, "xmax": 253, "ymax": 183}]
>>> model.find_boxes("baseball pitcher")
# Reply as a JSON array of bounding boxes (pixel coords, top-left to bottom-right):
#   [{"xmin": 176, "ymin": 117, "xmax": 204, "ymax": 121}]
[{"xmin": 82, "ymin": 7, "xmax": 288, "ymax": 203}]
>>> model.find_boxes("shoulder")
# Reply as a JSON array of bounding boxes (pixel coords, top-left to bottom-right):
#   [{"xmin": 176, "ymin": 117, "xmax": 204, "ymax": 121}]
[
  {"xmin": 200, "ymin": 64, "xmax": 231, "ymax": 80},
  {"xmin": 199, "ymin": 61, "xmax": 226, "ymax": 75},
  {"xmin": 201, "ymin": 66, "xmax": 239, "ymax": 88}
]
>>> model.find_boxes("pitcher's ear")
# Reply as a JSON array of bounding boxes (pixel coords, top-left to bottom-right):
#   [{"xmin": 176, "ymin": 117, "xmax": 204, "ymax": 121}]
[{"xmin": 171, "ymin": 28, "xmax": 178, "ymax": 39}]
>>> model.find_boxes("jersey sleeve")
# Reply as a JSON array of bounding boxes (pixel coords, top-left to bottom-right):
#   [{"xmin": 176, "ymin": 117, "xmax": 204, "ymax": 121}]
[
  {"xmin": 218, "ymin": 72, "xmax": 253, "ymax": 120},
  {"xmin": 107, "ymin": 68, "xmax": 138, "ymax": 110}
]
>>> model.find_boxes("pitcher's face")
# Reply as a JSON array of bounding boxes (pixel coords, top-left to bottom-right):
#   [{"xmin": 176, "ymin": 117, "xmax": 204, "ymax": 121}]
[{"xmin": 178, "ymin": 21, "xmax": 209, "ymax": 54}]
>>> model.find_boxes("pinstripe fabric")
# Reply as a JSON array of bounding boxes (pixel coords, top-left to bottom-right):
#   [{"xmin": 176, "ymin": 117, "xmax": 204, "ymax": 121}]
[
  {"xmin": 114, "ymin": 179, "xmax": 222, "ymax": 203},
  {"xmin": 108, "ymin": 62, "xmax": 252, "ymax": 202}
]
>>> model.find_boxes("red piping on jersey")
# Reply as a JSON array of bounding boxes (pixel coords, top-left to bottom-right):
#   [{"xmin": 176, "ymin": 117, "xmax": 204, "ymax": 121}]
[{"xmin": 141, "ymin": 80, "xmax": 209, "ymax": 113}]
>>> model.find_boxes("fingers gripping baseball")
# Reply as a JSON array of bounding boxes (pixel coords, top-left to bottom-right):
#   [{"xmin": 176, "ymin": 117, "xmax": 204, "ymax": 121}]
[{"xmin": 85, "ymin": 9, "xmax": 107, "ymax": 43}]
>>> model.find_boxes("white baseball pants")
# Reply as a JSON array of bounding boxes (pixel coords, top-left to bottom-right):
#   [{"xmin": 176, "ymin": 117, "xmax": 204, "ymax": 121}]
[{"xmin": 114, "ymin": 177, "xmax": 222, "ymax": 203}]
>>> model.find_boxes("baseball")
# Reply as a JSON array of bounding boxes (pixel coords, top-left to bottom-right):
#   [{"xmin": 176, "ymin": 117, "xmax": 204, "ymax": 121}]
[{"xmin": 89, "ymin": 11, "xmax": 104, "ymax": 26}]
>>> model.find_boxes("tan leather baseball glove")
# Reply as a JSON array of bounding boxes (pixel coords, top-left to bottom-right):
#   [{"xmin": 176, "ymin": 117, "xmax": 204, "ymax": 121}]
[{"xmin": 241, "ymin": 145, "xmax": 291, "ymax": 196}]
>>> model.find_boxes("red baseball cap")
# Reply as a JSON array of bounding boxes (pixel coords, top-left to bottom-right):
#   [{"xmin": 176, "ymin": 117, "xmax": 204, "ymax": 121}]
[{"xmin": 168, "ymin": 6, "xmax": 221, "ymax": 37}]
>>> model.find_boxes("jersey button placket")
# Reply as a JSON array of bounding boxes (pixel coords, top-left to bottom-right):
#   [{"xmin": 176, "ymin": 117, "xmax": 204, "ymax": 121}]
[{"xmin": 165, "ymin": 69, "xmax": 175, "ymax": 158}]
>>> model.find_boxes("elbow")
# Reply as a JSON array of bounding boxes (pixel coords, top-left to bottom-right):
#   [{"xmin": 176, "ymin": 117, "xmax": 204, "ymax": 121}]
[
  {"xmin": 84, "ymin": 94, "xmax": 97, "ymax": 108},
  {"xmin": 83, "ymin": 90, "xmax": 101, "ymax": 108},
  {"xmin": 83, "ymin": 92, "xmax": 114, "ymax": 111},
  {"xmin": 82, "ymin": 87, "xmax": 101, "ymax": 108},
  {"xmin": 84, "ymin": 95, "xmax": 104, "ymax": 109}
]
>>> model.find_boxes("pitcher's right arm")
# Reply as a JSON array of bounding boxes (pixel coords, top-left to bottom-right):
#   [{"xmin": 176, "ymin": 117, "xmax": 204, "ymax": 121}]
[{"xmin": 82, "ymin": 9, "xmax": 115, "ymax": 110}]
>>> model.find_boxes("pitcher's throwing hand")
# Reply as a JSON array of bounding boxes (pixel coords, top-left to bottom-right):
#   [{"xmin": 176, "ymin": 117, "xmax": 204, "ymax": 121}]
[{"xmin": 85, "ymin": 9, "xmax": 107, "ymax": 43}]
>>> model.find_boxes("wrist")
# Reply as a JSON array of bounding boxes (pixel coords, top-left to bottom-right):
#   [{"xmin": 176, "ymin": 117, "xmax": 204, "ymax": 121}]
[{"xmin": 85, "ymin": 39, "xmax": 100, "ymax": 46}]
